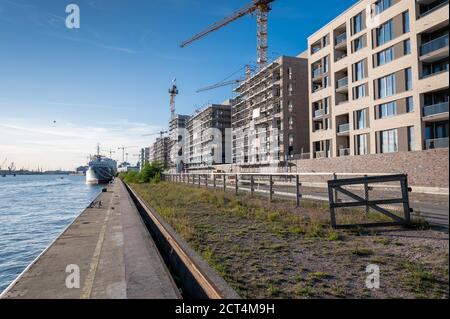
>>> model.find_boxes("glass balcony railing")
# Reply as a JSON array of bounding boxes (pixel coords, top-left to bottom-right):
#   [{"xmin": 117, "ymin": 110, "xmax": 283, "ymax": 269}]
[
  {"xmin": 425, "ymin": 137, "xmax": 449, "ymax": 149},
  {"xmin": 312, "ymin": 68, "xmax": 323, "ymax": 78},
  {"xmin": 338, "ymin": 123, "xmax": 350, "ymax": 133},
  {"xmin": 336, "ymin": 77, "xmax": 348, "ymax": 88},
  {"xmin": 339, "ymin": 148, "xmax": 350, "ymax": 156},
  {"xmin": 314, "ymin": 109, "xmax": 325, "ymax": 118},
  {"xmin": 335, "ymin": 33, "xmax": 347, "ymax": 46},
  {"xmin": 423, "ymin": 101, "xmax": 449, "ymax": 117},
  {"xmin": 421, "ymin": 34, "xmax": 449, "ymax": 56}
]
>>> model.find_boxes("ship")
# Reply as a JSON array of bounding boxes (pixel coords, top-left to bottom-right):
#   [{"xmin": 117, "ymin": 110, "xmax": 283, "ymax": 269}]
[{"xmin": 86, "ymin": 145, "xmax": 117, "ymax": 185}]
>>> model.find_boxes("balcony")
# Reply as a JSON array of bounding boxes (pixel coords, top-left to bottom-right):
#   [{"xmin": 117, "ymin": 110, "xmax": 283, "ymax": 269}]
[
  {"xmin": 418, "ymin": 0, "xmax": 449, "ymax": 18},
  {"xmin": 335, "ymin": 33, "xmax": 347, "ymax": 49},
  {"xmin": 314, "ymin": 109, "xmax": 326, "ymax": 118},
  {"xmin": 312, "ymin": 68, "xmax": 323, "ymax": 79},
  {"xmin": 420, "ymin": 34, "xmax": 449, "ymax": 62},
  {"xmin": 336, "ymin": 77, "xmax": 348, "ymax": 93},
  {"xmin": 315, "ymin": 150, "xmax": 329, "ymax": 158},
  {"xmin": 339, "ymin": 148, "xmax": 350, "ymax": 157},
  {"xmin": 423, "ymin": 101, "xmax": 449, "ymax": 120},
  {"xmin": 337, "ymin": 123, "xmax": 350, "ymax": 134},
  {"xmin": 425, "ymin": 137, "xmax": 449, "ymax": 149}
]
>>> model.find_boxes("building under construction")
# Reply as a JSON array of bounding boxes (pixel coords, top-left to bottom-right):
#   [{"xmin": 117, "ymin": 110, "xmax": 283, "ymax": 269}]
[
  {"xmin": 231, "ymin": 55, "xmax": 310, "ymax": 165},
  {"xmin": 169, "ymin": 114, "xmax": 190, "ymax": 171},
  {"xmin": 151, "ymin": 136, "xmax": 171, "ymax": 168},
  {"xmin": 185, "ymin": 103, "xmax": 232, "ymax": 169}
]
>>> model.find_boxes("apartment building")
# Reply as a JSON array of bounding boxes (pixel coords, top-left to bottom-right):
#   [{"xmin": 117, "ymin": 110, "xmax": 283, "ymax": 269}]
[
  {"xmin": 151, "ymin": 136, "xmax": 171, "ymax": 168},
  {"xmin": 232, "ymin": 55, "xmax": 310, "ymax": 165},
  {"xmin": 308, "ymin": 0, "xmax": 449, "ymax": 158},
  {"xmin": 140, "ymin": 146, "xmax": 151, "ymax": 169},
  {"xmin": 185, "ymin": 103, "xmax": 232, "ymax": 169},
  {"xmin": 169, "ymin": 114, "xmax": 190, "ymax": 172}
]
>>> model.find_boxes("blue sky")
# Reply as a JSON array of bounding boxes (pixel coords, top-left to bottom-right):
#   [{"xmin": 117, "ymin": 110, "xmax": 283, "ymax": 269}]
[{"xmin": 0, "ymin": 0, "xmax": 356, "ymax": 170}]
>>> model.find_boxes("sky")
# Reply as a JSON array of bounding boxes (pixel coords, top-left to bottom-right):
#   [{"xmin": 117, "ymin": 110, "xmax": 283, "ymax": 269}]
[{"xmin": 0, "ymin": 0, "xmax": 356, "ymax": 170}]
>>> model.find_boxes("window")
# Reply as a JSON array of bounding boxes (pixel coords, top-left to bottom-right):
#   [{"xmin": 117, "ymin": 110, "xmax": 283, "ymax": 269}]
[
  {"xmin": 288, "ymin": 134, "xmax": 294, "ymax": 147},
  {"xmin": 378, "ymin": 101, "xmax": 397, "ymax": 118},
  {"xmin": 378, "ymin": 73, "xmax": 396, "ymax": 98},
  {"xmin": 354, "ymin": 84, "xmax": 366, "ymax": 99},
  {"xmin": 404, "ymin": 39, "xmax": 411, "ymax": 55},
  {"xmin": 356, "ymin": 134, "xmax": 368, "ymax": 155},
  {"xmin": 356, "ymin": 109, "xmax": 367, "ymax": 129},
  {"xmin": 288, "ymin": 67, "xmax": 293, "ymax": 80},
  {"xmin": 355, "ymin": 60, "xmax": 365, "ymax": 81},
  {"xmin": 354, "ymin": 12, "xmax": 363, "ymax": 34},
  {"xmin": 376, "ymin": 46, "xmax": 394, "ymax": 66},
  {"xmin": 288, "ymin": 83, "xmax": 294, "ymax": 96},
  {"xmin": 323, "ymin": 56, "xmax": 329, "ymax": 72},
  {"xmin": 375, "ymin": 0, "xmax": 392, "ymax": 15},
  {"xmin": 405, "ymin": 68, "xmax": 412, "ymax": 91},
  {"xmin": 288, "ymin": 117, "xmax": 294, "ymax": 130},
  {"xmin": 408, "ymin": 126, "xmax": 415, "ymax": 151},
  {"xmin": 406, "ymin": 96, "xmax": 414, "ymax": 113},
  {"xmin": 380, "ymin": 128, "xmax": 398, "ymax": 153},
  {"xmin": 403, "ymin": 11, "xmax": 410, "ymax": 33},
  {"xmin": 377, "ymin": 20, "xmax": 393, "ymax": 46},
  {"xmin": 288, "ymin": 101, "xmax": 293, "ymax": 113},
  {"xmin": 354, "ymin": 37, "xmax": 364, "ymax": 52}
]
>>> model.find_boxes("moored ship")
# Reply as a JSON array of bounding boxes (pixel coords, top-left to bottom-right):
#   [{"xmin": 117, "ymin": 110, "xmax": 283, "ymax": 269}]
[{"xmin": 86, "ymin": 146, "xmax": 117, "ymax": 185}]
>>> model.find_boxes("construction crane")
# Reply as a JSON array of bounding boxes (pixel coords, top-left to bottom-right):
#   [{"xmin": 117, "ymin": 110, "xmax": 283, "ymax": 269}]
[
  {"xmin": 142, "ymin": 131, "xmax": 168, "ymax": 138},
  {"xmin": 196, "ymin": 65, "xmax": 254, "ymax": 93},
  {"xmin": 0, "ymin": 158, "xmax": 7, "ymax": 170},
  {"xmin": 180, "ymin": 0, "xmax": 275, "ymax": 70},
  {"xmin": 102, "ymin": 148, "xmax": 116, "ymax": 158},
  {"xmin": 169, "ymin": 79, "xmax": 179, "ymax": 120},
  {"xmin": 117, "ymin": 146, "xmax": 137, "ymax": 163}
]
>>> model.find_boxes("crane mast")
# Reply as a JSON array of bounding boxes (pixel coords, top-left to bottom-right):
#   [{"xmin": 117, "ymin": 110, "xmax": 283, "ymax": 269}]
[{"xmin": 169, "ymin": 79, "xmax": 179, "ymax": 120}]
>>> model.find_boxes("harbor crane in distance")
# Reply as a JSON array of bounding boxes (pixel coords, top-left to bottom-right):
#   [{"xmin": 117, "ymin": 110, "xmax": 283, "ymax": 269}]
[
  {"xmin": 180, "ymin": 0, "xmax": 275, "ymax": 70},
  {"xmin": 117, "ymin": 146, "xmax": 137, "ymax": 163}
]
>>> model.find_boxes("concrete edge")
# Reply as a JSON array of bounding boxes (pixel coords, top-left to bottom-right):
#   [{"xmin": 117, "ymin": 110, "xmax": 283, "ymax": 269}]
[
  {"xmin": 0, "ymin": 185, "xmax": 107, "ymax": 298},
  {"xmin": 125, "ymin": 182, "xmax": 240, "ymax": 300}
]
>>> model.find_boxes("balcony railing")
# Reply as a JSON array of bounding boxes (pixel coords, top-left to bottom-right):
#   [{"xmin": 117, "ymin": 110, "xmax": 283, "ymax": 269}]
[
  {"xmin": 421, "ymin": 34, "xmax": 449, "ymax": 56},
  {"xmin": 339, "ymin": 148, "xmax": 350, "ymax": 157},
  {"xmin": 419, "ymin": 0, "xmax": 449, "ymax": 18},
  {"xmin": 337, "ymin": 123, "xmax": 350, "ymax": 133},
  {"xmin": 425, "ymin": 137, "xmax": 449, "ymax": 149},
  {"xmin": 314, "ymin": 109, "xmax": 325, "ymax": 118},
  {"xmin": 423, "ymin": 101, "xmax": 449, "ymax": 117},
  {"xmin": 312, "ymin": 68, "xmax": 323, "ymax": 78},
  {"xmin": 335, "ymin": 33, "xmax": 347, "ymax": 46},
  {"xmin": 315, "ymin": 151, "xmax": 329, "ymax": 158},
  {"xmin": 336, "ymin": 77, "xmax": 348, "ymax": 88}
]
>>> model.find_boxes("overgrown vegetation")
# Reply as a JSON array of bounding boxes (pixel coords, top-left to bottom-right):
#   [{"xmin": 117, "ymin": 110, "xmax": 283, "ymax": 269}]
[
  {"xmin": 129, "ymin": 181, "xmax": 449, "ymax": 299},
  {"xmin": 119, "ymin": 161, "xmax": 163, "ymax": 184}
]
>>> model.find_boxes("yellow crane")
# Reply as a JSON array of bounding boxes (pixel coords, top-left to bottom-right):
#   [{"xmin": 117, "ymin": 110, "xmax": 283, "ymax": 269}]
[{"xmin": 180, "ymin": 0, "xmax": 275, "ymax": 70}]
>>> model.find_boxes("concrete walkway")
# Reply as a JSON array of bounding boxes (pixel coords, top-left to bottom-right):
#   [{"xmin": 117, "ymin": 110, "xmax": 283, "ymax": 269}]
[{"xmin": 1, "ymin": 180, "xmax": 180, "ymax": 299}]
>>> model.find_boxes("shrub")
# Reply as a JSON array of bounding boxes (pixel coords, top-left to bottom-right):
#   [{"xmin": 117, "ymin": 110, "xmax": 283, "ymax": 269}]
[{"xmin": 119, "ymin": 160, "xmax": 163, "ymax": 184}]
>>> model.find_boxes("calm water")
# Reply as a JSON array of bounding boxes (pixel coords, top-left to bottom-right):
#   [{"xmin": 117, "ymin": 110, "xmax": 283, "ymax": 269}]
[{"xmin": 0, "ymin": 175, "xmax": 102, "ymax": 293}]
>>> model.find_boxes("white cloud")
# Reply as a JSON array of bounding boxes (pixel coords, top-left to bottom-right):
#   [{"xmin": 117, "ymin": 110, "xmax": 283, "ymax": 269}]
[{"xmin": 0, "ymin": 118, "xmax": 164, "ymax": 171}]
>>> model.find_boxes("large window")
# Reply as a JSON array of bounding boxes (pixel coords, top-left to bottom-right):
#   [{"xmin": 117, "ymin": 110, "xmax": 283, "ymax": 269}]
[
  {"xmin": 377, "ymin": 20, "xmax": 393, "ymax": 46},
  {"xmin": 405, "ymin": 68, "xmax": 412, "ymax": 91},
  {"xmin": 354, "ymin": 84, "xmax": 366, "ymax": 99},
  {"xmin": 375, "ymin": 0, "xmax": 392, "ymax": 15},
  {"xmin": 354, "ymin": 12, "xmax": 363, "ymax": 34},
  {"xmin": 408, "ymin": 126, "xmax": 415, "ymax": 151},
  {"xmin": 376, "ymin": 46, "xmax": 394, "ymax": 66},
  {"xmin": 404, "ymin": 39, "xmax": 411, "ymax": 55},
  {"xmin": 378, "ymin": 73, "xmax": 396, "ymax": 98},
  {"xmin": 356, "ymin": 109, "xmax": 367, "ymax": 129},
  {"xmin": 378, "ymin": 101, "xmax": 397, "ymax": 118},
  {"xmin": 355, "ymin": 60, "xmax": 365, "ymax": 81},
  {"xmin": 354, "ymin": 37, "xmax": 364, "ymax": 52},
  {"xmin": 356, "ymin": 134, "xmax": 368, "ymax": 155},
  {"xmin": 403, "ymin": 11, "xmax": 410, "ymax": 33},
  {"xmin": 406, "ymin": 96, "xmax": 414, "ymax": 113},
  {"xmin": 380, "ymin": 128, "xmax": 398, "ymax": 153}
]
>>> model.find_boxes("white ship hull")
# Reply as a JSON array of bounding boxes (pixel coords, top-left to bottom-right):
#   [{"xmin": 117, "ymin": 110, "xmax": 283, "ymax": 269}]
[{"xmin": 86, "ymin": 166, "xmax": 114, "ymax": 185}]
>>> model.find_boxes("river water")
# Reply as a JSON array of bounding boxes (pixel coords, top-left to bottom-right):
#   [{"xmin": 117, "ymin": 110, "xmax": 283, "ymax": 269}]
[{"xmin": 0, "ymin": 175, "xmax": 102, "ymax": 293}]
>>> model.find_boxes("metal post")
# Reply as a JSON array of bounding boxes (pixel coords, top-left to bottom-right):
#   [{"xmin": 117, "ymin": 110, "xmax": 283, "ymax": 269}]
[
  {"xmin": 250, "ymin": 175, "xmax": 254, "ymax": 196},
  {"xmin": 205, "ymin": 174, "xmax": 208, "ymax": 188},
  {"xmin": 198, "ymin": 174, "xmax": 201, "ymax": 187},
  {"xmin": 269, "ymin": 175, "xmax": 273, "ymax": 202},
  {"xmin": 296, "ymin": 175, "xmax": 301, "ymax": 207},
  {"xmin": 223, "ymin": 175, "xmax": 226, "ymax": 192},
  {"xmin": 235, "ymin": 174, "xmax": 238, "ymax": 195},
  {"xmin": 213, "ymin": 174, "xmax": 216, "ymax": 190},
  {"xmin": 333, "ymin": 173, "xmax": 339, "ymax": 203}
]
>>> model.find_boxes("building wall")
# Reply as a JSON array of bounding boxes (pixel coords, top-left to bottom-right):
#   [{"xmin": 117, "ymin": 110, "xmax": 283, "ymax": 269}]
[
  {"xmin": 213, "ymin": 148, "xmax": 449, "ymax": 188},
  {"xmin": 307, "ymin": 0, "xmax": 449, "ymax": 159}
]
